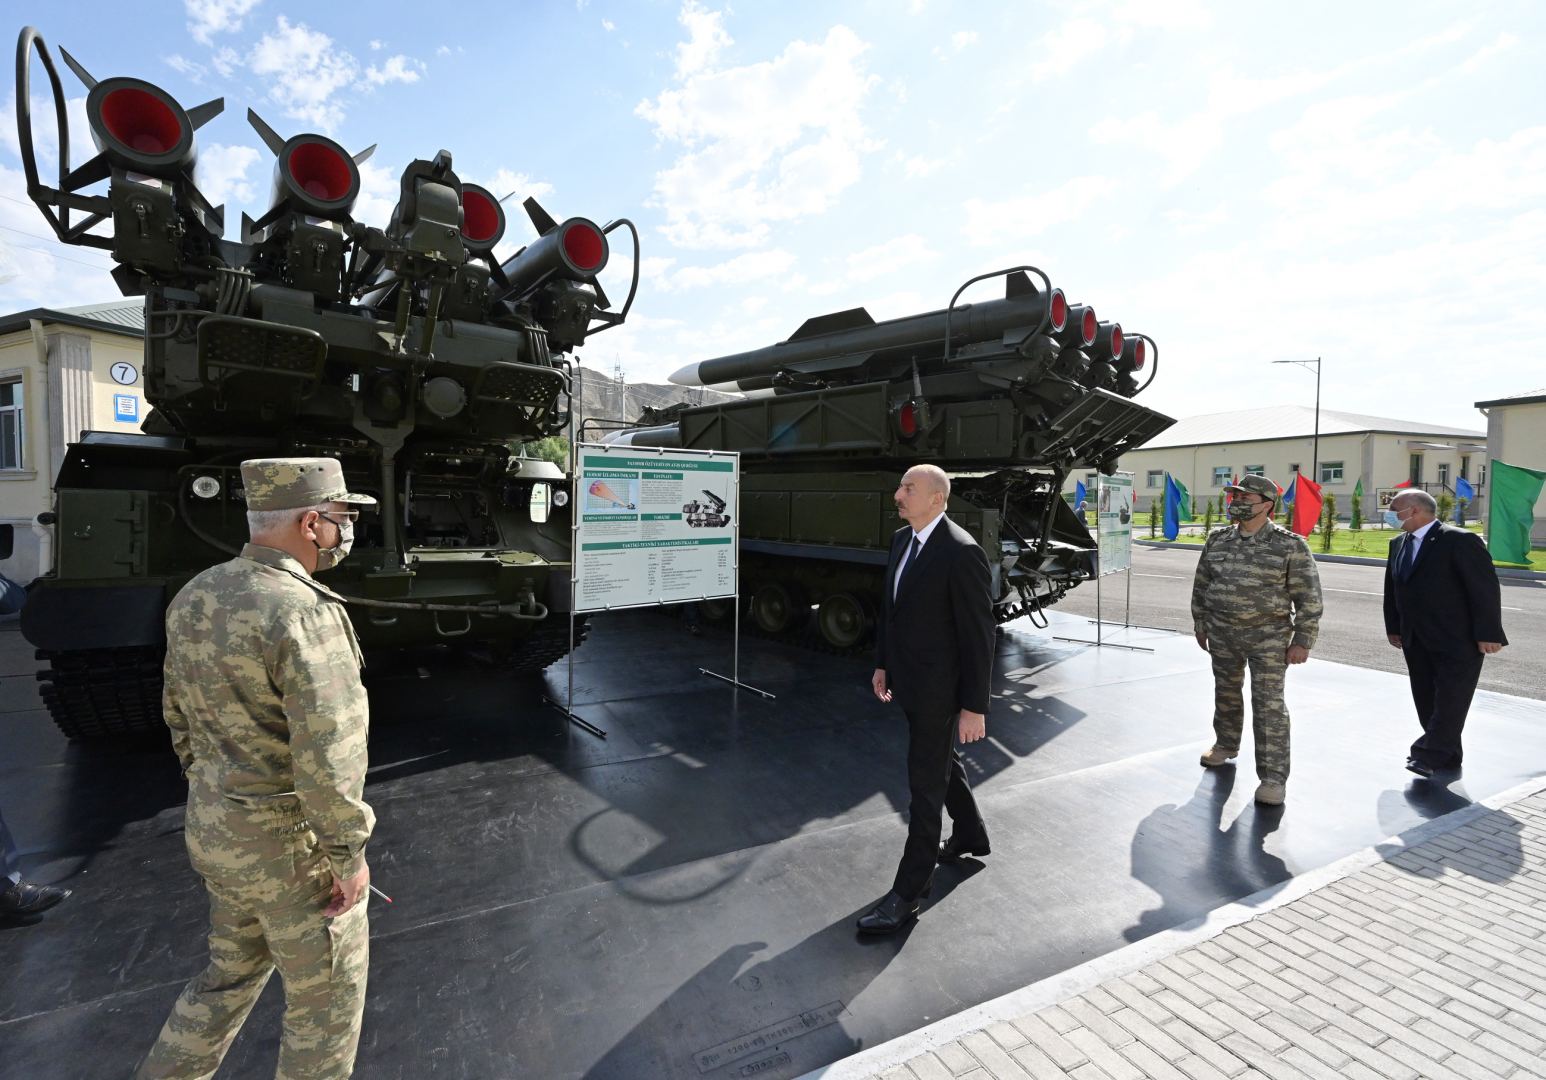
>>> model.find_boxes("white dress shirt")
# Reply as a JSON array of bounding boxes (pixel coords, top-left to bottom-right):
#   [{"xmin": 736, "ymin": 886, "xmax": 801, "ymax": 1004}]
[{"xmin": 893, "ymin": 513, "xmax": 945, "ymax": 599}]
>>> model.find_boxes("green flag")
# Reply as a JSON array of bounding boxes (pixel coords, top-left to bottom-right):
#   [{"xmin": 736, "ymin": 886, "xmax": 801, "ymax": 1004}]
[
  {"xmin": 1353, "ymin": 476, "xmax": 1363, "ymax": 500},
  {"xmin": 1487, "ymin": 459, "xmax": 1546, "ymax": 564},
  {"xmin": 1175, "ymin": 476, "xmax": 1191, "ymax": 520}
]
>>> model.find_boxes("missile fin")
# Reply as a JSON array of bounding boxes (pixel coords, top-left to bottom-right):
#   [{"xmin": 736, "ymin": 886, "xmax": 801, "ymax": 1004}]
[
  {"xmin": 246, "ymin": 109, "xmax": 287, "ymax": 156},
  {"xmin": 1005, "ymin": 270, "xmax": 1036, "ymax": 299},
  {"xmin": 186, "ymin": 97, "xmax": 225, "ymax": 131},
  {"xmin": 59, "ymin": 47, "xmax": 97, "ymax": 90},
  {"xmin": 61, "ymin": 152, "xmax": 111, "ymax": 191},
  {"xmin": 523, "ymin": 197, "xmax": 559, "ymax": 235},
  {"xmin": 787, "ymin": 307, "xmax": 876, "ymax": 341},
  {"xmin": 353, "ymin": 143, "xmax": 377, "ymax": 165}
]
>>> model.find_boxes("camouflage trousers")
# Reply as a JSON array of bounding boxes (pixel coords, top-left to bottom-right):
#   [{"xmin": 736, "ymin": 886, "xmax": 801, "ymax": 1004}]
[
  {"xmin": 1207, "ymin": 621, "xmax": 1293, "ymax": 784},
  {"xmin": 135, "ymin": 814, "xmax": 368, "ymax": 1080}
]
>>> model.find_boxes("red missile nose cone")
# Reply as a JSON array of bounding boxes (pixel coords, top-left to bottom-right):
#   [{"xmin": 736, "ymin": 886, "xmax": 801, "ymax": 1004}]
[
  {"xmin": 562, "ymin": 221, "xmax": 606, "ymax": 272},
  {"xmin": 99, "ymin": 86, "xmax": 183, "ymax": 155},
  {"xmin": 1132, "ymin": 339, "xmax": 1147, "ymax": 370},
  {"xmin": 1109, "ymin": 324, "xmax": 1124, "ymax": 359},
  {"xmin": 461, "ymin": 185, "xmax": 504, "ymax": 246},
  {"xmin": 1081, "ymin": 308, "xmax": 1097, "ymax": 347},
  {"xmin": 288, "ymin": 141, "xmax": 354, "ymax": 202},
  {"xmin": 1049, "ymin": 289, "xmax": 1067, "ymax": 333}
]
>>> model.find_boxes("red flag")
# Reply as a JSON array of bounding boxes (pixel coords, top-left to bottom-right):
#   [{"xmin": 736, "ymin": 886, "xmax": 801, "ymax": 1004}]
[
  {"xmin": 1226, "ymin": 474, "xmax": 1240, "ymax": 503},
  {"xmin": 1393, "ymin": 479, "xmax": 1413, "ymax": 489},
  {"xmin": 1291, "ymin": 472, "xmax": 1323, "ymax": 537}
]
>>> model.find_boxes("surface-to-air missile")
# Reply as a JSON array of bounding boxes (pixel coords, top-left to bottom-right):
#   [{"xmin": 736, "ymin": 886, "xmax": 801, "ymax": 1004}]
[
  {"xmin": 12, "ymin": 27, "xmax": 638, "ymax": 738},
  {"xmin": 609, "ymin": 266, "xmax": 1174, "ymax": 648}
]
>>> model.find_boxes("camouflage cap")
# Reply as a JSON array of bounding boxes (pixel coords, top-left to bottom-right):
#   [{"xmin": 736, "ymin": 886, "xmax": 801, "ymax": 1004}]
[
  {"xmin": 239, "ymin": 457, "xmax": 377, "ymax": 511},
  {"xmin": 1223, "ymin": 474, "xmax": 1280, "ymax": 501}
]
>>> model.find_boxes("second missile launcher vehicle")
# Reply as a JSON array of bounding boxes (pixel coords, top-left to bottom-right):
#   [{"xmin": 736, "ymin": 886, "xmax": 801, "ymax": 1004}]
[
  {"xmin": 611, "ymin": 266, "xmax": 1174, "ymax": 649},
  {"xmin": 13, "ymin": 27, "xmax": 638, "ymax": 738}
]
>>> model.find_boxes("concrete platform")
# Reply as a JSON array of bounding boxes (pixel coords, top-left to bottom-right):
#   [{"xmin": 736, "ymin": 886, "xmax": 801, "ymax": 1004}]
[{"xmin": 2, "ymin": 608, "xmax": 1545, "ymax": 1078}]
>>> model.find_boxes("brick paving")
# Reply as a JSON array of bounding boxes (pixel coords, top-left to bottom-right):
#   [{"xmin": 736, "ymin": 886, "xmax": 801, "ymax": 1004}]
[{"xmin": 849, "ymin": 786, "xmax": 1546, "ymax": 1080}]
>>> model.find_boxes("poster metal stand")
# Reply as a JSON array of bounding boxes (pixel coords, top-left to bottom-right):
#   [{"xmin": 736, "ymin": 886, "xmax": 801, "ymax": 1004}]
[
  {"xmin": 1053, "ymin": 471, "xmax": 1157, "ymax": 653},
  {"xmin": 546, "ymin": 399, "xmax": 772, "ymax": 734}
]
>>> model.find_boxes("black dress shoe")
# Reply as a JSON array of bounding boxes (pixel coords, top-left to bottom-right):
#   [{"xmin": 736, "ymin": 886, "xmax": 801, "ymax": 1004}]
[
  {"xmin": 939, "ymin": 834, "xmax": 991, "ymax": 864},
  {"xmin": 0, "ymin": 880, "xmax": 72, "ymax": 919},
  {"xmin": 856, "ymin": 891, "xmax": 921, "ymax": 935},
  {"xmin": 1405, "ymin": 758, "xmax": 1434, "ymax": 778}
]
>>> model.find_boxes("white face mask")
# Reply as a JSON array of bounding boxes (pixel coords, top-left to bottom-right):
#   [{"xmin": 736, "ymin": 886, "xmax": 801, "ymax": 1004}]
[
  {"xmin": 313, "ymin": 515, "xmax": 354, "ymax": 571},
  {"xmin": 1383, "ymin": 509, "xmax": 1402, "ymax": 529}
]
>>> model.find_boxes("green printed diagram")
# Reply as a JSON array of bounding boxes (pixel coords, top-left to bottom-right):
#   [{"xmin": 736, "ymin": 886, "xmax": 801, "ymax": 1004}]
[
  {"xmin": 683, "ymin": 489, "xmax": 732, "ymax": 528},
  {"xmin": 586, "ymin": 478, "xmax": 638, "ymax": 511}
]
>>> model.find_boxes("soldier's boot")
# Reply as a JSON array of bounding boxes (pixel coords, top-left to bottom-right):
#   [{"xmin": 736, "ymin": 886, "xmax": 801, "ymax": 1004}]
[
  {"xmin": 1200, "ymin": 746, "xmax": 1238, "ymax": 767},
  {"xmin": 1254, "ymin": 780, "xmax": 1286, "ymax": 805}
]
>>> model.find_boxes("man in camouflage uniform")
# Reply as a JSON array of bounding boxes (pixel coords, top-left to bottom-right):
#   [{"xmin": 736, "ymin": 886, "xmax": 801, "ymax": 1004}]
[
  {"xmin": 137, "ymin": 458, "xmax": 376, "ymax": 1080},
  {"xmin": 1190, "ymin": 474, "xmax": 1323, "ymax": 806}
]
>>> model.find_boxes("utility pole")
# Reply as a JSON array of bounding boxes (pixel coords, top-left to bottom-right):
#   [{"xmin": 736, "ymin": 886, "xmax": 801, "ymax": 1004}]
[{"xmin": 1272, "ymin": 356, "xmax": 1322, "ymax": 482}]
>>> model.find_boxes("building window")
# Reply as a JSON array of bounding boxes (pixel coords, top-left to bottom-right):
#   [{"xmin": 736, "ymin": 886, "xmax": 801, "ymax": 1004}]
[
  {"xmin": 1245, "ymin": 465, "xmax": 1265, "ymax": 477},
  {"xmin": 0, "ymin": 379, "xmax": 22, "ymax": 470},
  {"xmin": 1212, "ymin": 466, "xmax": 1231, "ymax": 487},
  {"xmin": 1408, "ymin": 453, "xmax": 1422, "ymax": 485},
  {"xmin": 1460, "ymin": 455, "xmax": 1470, "ymax": 480},
  {"xmin": 1320, "ymin": 461, "xmax": 1344, "ymax": 484},
  {"xmin": 1479, "ymin": 464, "xmax": 1487, "ymax": 487},
  {"xmin": 1438, "ymin": 463, "xmax": 1450, "ymax": 488},
  {"xmin": 1146, "ymin": 470, "xmax": 1164, "ymax": 489}
]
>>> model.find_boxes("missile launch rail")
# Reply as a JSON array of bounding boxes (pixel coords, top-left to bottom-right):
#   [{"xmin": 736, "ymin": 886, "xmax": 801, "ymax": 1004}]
[
  {"xmin": 12, "ymin": 27, "xmax": 638, "ymax": 739},
  {"xmin": 611, "ymin": 266, "xmax": 1174, "ymax": 650}
]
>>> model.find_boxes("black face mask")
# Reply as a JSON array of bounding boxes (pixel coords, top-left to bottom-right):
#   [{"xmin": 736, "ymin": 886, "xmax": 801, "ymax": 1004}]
[{"xmin": 1227, "ymin": 500, "xmax": 1267, "ymax": 523}]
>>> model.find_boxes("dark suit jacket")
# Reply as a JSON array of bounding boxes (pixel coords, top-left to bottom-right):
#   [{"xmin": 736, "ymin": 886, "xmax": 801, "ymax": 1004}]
[
  {"xmin": 1383, "ymin": 522, "xmax": 1508, "ymax": 653},
  {"xmin": 874, "ymin": 516, "xmax": 995, "ymax": 718}
]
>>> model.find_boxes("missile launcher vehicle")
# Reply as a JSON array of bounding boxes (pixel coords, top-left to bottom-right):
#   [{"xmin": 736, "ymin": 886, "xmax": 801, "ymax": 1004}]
[
  {"xmin": 12, "ymin": 28, "xmax": 638, "ymax": 738},
  {"xmin": 610, "ymin": 266, "xmax": 1174, "ymax": 649}
]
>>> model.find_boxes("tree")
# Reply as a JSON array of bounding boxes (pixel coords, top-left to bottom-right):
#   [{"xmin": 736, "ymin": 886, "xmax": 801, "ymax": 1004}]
[
  {"xmin": 1349, "ymin": 489, "xmax": 1363, "ymax": 532},
  {"xmin": 523, "ymin": 436, "xmax": 569, "ymax": 469},
  {"xmin": 1203, "ymin": 495, "xmax": 1215, "ymax": 534},
  {"xmin": 1148, "ymin": 494, "xmax": 1161, "ymax": 539},
  {"xmin": 1436, "ymin": 492, "xmax": 1455, "ymax": 526},
  {"xmin": 1319, "ymin": 493, "xmax": 1337, "ymax": 553}
]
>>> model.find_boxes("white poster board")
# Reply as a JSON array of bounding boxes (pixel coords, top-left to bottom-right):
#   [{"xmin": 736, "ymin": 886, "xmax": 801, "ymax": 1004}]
[
  {"xmin": 1097, "ymin": 472, "xmax": 1134, "ymax": 576},
  {"xmin": 573, "ymin": 444, "xmax": 738, "ymax": 613}
]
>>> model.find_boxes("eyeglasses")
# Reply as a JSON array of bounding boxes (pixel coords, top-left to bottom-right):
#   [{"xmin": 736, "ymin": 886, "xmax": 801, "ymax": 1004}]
[{"xmin": 312, "ymin": 510, "xmax": 359, "ymax": 526}]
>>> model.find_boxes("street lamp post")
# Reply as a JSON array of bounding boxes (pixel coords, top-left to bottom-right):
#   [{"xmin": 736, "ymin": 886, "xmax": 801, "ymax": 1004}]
[{"xmin": 1272, "ymin": 357, "xmax": 1321, "ymax": 482}]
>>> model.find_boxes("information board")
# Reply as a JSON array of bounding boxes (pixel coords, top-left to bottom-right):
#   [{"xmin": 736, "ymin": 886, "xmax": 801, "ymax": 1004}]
[
  {"xmin": 573, "ymin": 444, "xmax": 739, "ymax": 613},
  {"xmin": 1097, "ymin": 472, "xmax": 1134, "ymax": 576}
]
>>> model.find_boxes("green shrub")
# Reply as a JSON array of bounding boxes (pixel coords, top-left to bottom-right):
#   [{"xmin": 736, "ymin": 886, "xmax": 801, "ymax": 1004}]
[{"xmin": 1319, "ymin": 493, "xmax": 1337, "ymax": 553}]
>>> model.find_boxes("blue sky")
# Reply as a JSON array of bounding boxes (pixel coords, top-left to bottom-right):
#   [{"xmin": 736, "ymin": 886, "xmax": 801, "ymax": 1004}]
[{"xmin": 3, "ymin": 0, "xmax": 1543, "ymax": 430}]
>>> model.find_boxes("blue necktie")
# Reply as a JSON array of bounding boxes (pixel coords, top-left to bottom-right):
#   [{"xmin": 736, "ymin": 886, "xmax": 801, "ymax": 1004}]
[{"xmin": 1403, "ymin": 533, "xmax": 1419, "ymax": 579}]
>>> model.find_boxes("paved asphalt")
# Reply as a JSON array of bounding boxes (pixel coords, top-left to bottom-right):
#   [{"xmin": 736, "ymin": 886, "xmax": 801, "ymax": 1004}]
[{"xmin": 1053, "ymin": 542, "xmax": 1546, "ymax": 701}]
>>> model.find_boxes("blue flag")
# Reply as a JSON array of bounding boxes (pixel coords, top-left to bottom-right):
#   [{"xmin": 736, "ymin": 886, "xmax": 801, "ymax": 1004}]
[
  {"xmin": 1163, "ymin": 473, "xmax": 1182, "ymax": 541},
  {"xmin": 1283, "ymin": 474, "xmax": 1297, "ymax": 504},
  {"xmin": 1074, "ymin": 479, "xmax": 1087, "ymax": 508},
  {"xmin": 1456, "ymin": 476, "xmax": 1475, "ymax": 501}
]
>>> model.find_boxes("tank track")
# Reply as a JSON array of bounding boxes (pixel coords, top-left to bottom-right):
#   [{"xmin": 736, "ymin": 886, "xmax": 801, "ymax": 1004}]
[
  {"xmin": 505, "ymin": 615, "xmax": 591, "ymax": 675},
  {"xmin": 36, "ymin": 646, "xmax": 167, "ymax": 741}
]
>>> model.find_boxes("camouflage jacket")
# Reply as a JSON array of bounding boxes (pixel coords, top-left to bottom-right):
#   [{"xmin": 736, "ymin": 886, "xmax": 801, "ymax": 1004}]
[
  {"xmin": 163, "ymin": 544, "xmax": 374, "ymax": 879},
  {"xmin": 1190, "ymin": 522, "xmax": 1324, "ymax": 648}
]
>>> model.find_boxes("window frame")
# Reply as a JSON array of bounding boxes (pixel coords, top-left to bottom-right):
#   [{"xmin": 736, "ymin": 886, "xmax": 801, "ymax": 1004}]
[
  {"xmin": 1319, "ymin": 460, "xmax": 1345, "ymax": 484},
  {"xmin": 1146, "ymin": 470, "xmax": 1164, "ymax": 489},
  {"xmin": 0, "ymin": 375, "xmax": 23, "ymax": 472},
  {"xmin": 1212, "ymin": 466, "xmax": 1231, "ymax": 487}
]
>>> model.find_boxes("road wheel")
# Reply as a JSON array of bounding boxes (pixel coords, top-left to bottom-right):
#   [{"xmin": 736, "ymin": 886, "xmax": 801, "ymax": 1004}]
[
  {"xmin": 698, "ymin": 597, "xmax": 735, "ymax": 624},
  {"xmin": 750, "ymin": 582, "xmax": 807, "ymax": 634},
  {"xmin": 816, "ymin": 592, "xmax": 872, "ymax": 649}
]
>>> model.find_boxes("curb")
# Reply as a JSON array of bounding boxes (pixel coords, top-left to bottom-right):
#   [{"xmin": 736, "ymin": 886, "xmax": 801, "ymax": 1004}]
[
  {"xmin": 801, "ymin": 772, "xmax": 1546, "ymax": 1080},
  {"xmin": 1132, "ymin": 538, "xmax": 1546, "ymax": 580}
]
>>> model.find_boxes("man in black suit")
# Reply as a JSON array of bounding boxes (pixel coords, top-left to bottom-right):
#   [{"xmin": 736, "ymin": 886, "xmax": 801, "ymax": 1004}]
[
  {"xmin": 861, "ymin": 464, "xmax": 995, "ymax": 934},
  {"xmin": 1383, "ymin": 489, "xmax": 1508, "ymax": 777}
]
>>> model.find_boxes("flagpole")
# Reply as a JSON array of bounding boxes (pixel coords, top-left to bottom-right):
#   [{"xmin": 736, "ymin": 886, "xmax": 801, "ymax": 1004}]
[{"xmin": 1273, "ymin": 357, "xmax": 1322, "ymax": 486}]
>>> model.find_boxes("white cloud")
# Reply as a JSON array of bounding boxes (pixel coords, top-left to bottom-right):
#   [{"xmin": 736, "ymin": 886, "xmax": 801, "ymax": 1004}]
[
  {"xmin": 364, "ymin": 55, "xmax": 426, "ymax": 87},
  {"xmin": 1456, "ymin": 32, "xmax": 1520, "ymax": 74},
  {"xmin": 1028, "ymin": 18, "xmax": 1108, "ymax": 82},
  {"xmin": 602, "ymin": 19, "xmax": 616, "ymax": 32},
  {"xmin": 844, "ymin": 234, "xmax": 936, "ymax": 283},
  {"xmin": 212, "ymin": 47, "xmax": 242, "ymax": 79},
  {"xmin": 636, "ymin": 13, "xmax": 881, "ymax": 250},
  {"xmin": 896, "ymin": 152, "xmax": 945, "ymax": 178},
  {"xmin": 962, "ymin": 176, "xmax": 1120, "ymax": 246},
  {"xmin": 0, "ymin": 166, "xmax": 118, "ymax": 307},
  {"xmin": 369, "ymin": 39, "xmax": 385, "ymax": 51},
  {"xmin": 165, "ymin": 54, "xmax": 208, "ymax": 83},
  {"xmin": 248, "ymin": 17, "xmax": 361, "ymax": 132},
  {"xmin": 436, "ymin": 45, "xmax": 453, "ymax": 57},
  {"xmin": 186, "ymin": 0, "xmax": 262, "ymax": 46},
  {"xmin": 351, "ymin": 159, "xmax": 401, "ymax": 230},
  {"xmin": 933, "ymin": 30, "xmax": 978, "ymax": 59},
  {"xmin": 193, "ymin": 143, "xmax": 261, "ymax": 208},
  {"xmin": 648, "ymin": 249, "xmax": 797, "ymax": 292},
  {"xmin": 673, "ymin": 1, "xmax": 733, "ymax": 79},
  {"xmin": 0, "ymin": 93, "xmax": 92, "ymax": 169}
]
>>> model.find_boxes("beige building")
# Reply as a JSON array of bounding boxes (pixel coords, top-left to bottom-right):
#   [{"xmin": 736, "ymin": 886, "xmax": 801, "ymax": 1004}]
[
  {"xmin": 1, "ymin": 301, "xmax": 147, "ymax": 585},
  {"xmin": 1070, "ymin": 405, "xmax": 1487, "ymax": 519},
  {"xmin": 1475, "ymin": 389, "xmax": 1546, "ymax": 546}
]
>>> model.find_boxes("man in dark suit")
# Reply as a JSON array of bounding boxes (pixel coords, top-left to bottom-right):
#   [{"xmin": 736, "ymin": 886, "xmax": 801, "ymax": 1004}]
[
  {"xmin": 861, "ymin": 464, "xmax": 995, "ymax": 934},
  {"xmin": 1383, "ymin": 489, "xmax": 1508, "ymax": 777}
]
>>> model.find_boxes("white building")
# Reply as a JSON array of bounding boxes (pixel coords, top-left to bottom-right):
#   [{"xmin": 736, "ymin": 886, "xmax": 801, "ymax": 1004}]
[
  {"xmin": 1074, "ymin": 405, "xmax": 1487, "ymax": 518},
  {"xmin": 1474, "ymin": 389, "xmax": 1546, "ymax": 547},
  {"xmin": 1, "ymin": 301, "xmax": 146, "ymax": 585}
]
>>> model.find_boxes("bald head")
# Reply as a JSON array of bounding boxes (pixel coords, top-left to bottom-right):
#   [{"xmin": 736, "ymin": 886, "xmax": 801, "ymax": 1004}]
[
  {"xmin": 1391, "ymin": 489, "xmax": 1437, "ymax": 533},
  {"xmin": 895, "ymin": 464, "xmax": 950, "ymax": 529}
]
